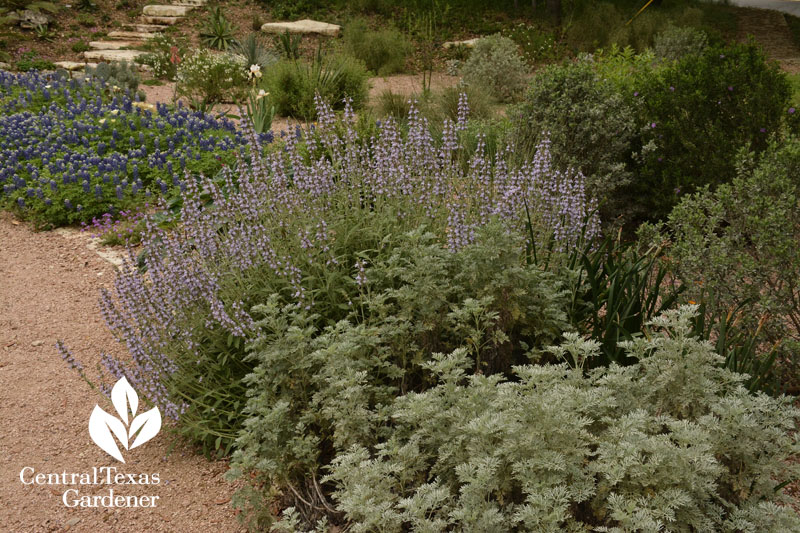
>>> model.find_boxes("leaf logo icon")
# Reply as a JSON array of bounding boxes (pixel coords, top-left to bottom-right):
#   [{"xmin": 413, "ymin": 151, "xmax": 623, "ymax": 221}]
[{"xmin": 88, "ymin": 377, "xmax": 161, "ymax": 463}]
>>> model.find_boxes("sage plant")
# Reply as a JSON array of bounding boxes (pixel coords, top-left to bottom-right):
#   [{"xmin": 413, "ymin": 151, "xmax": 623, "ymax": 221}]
[{"xmin": 69, "ymin": 96, "xmax": 599, "ymax": 448}]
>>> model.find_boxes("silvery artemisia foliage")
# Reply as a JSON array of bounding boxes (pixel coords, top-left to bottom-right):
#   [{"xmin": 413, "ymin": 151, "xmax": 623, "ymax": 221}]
[
  {"xmin": 326, "ymin": 307, "xmax": 800, "ymax": 532},
  {"xmin": 90, "ymin": 95, "xmax": 599, "ymax": 424}
]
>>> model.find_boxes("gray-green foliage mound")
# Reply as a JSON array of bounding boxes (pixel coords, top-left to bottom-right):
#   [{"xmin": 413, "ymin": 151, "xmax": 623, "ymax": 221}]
[
  {"xmin": 462, "ymin": 34, "xmax": 528, "ymax": 104},
  {"xmin": 231, "ymin": 246, "xmax": 800, "ymax": 532},
  {"xmin": 511, "ymin": 59, "xmax": 637, "ymax": 223},
  {"xmin": 328, "ymin": 307, "xmax": 800, "ymax": 532}
]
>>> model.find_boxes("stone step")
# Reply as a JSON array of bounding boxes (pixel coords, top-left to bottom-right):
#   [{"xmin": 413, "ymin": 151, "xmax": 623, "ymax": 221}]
[
  {"xmin": 261, "ymin": 19, "xmax": 341, "ymax": 37},
  {"xmin": 82, "ymin": 50, "xmax": 146, "ymax": 62},
  {"xmin": 54, "ymin": 61, "xmax": 99, "ymax": 71},
  {"xmin": 141, "ymin": 15, "xmax": 182, "ymax": 25},
  {"xmin": 122, "ymin": 23, "xmax": 168, "ymax": 32},
  {"xmin": 107, "ymin": 31, "xmax": 158, "ymax": 41},
  {"xmin": 442, "ymin": 38, "xmax": 480, "ymax": 49},
  {"xmin": 89, "ymin": 41, "xmax": 140, "ymax": 50},
  {"xmin": 142, "ymin": 4, "xmax": 193, "ymax": 17}
]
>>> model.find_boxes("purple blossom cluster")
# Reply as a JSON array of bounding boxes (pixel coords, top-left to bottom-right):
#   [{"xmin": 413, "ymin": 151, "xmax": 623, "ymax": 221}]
[
  {"xmin": 81, "ymin": 205, "xmax": 150, "ymax": 245},
  {"xmin": 80, "ymin": 96, "xmax": 599, "ymax": 421}
]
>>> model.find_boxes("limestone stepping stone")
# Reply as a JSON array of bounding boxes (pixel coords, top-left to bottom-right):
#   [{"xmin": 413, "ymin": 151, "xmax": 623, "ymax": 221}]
[
  {"xmin": 442, "ymin": 38, "xmax": 480, "ymax": 49},
  {"xmin": 89, "ymin": 41, "xmax": 139, "ymax": 50},
  {"xmin": 54, "ymin": 61, "xmax": 99, "ymax": 71},
  {"xmin": 142, "ymin": 4, "xmax": 193, "ymax": 17},
  {"xmin": 83, "ymin": 50, "xmax": 146, "ymax": 62},
  {"xmin": 141, "ymin": 15, "xmax": 182, "ymax": 25},
  {"xmin": 261, "ymin": 19, "xmax": 341, "ymax": 37},
  {"xmin": 107, "ymin": 31, "xmax": 158, "ymax": 41},
  {"xmin": 123, "ymin": 23, "xmax": 168, "ymax": 32}
]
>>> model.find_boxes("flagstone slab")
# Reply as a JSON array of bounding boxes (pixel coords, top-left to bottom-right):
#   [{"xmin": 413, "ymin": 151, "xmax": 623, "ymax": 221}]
[
  {"xmin": 107, "ymin": 31, "xmax": 157, "ymax": 40},
  {"xmin": 54, "ymin": 61, "xmax": 98, "ymax": 71},
  {"xmin": 82, "ymin": 50, "xmax": 146, "ymax": 62},
  {"xmin": 142, "ymin": 4, "xmax": 193, "ymax": 17},
  {"xmin": 123, "ymin": 23, "xmax": 168, "ymax": 32},
  {"xmin": 141, "ymin": 15, "xmax": 182, "ymax": 25},
  {"xmin": 442, "ymin": 38, "xmax": 480, "ymax": 49},
  {"xmin": 261, "ymin": 19, "xmax": 341, "ymax": 37},
  {"xmin": 89, "ymin": 41, "xmax": 139, "ymax": 50}
]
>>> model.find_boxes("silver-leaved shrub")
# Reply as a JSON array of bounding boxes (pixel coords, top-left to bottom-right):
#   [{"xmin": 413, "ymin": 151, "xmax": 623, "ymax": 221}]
[
  {"xmin": 462, "ymin": 34, "xmax": 529, "ymax": 104},
  {"xmin": 319, "ymin": 307, "xmax": 799, "ymax": 532}
]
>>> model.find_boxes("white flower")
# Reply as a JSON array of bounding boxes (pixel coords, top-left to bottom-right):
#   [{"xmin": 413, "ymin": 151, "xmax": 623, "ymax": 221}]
[
  {"xmin": 256, "ymin": 89, "xmax": 268, "ymax": 100},
  {"xmin": 249, "ymin": 64, "xmax": 262, "ymax": 79}
]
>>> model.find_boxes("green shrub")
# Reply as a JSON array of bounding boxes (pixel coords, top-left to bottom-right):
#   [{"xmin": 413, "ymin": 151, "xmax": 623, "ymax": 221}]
[
  {"xmin": 264, "ymin": 53, "xmax": 369, "ymax": 119},
  {"xmin": 653, "ymin": 24, "xmax": 709, "ymax": 61},
  {"xmin": 457, "ymin": 117, "xmax": 512, "ymax": 164},
  {"xmin": 631, "ymin": 40, "xmax": 791, "ymax": 221},
  {"xmin": 511, "ymin": 58, "xmax": 637, "ymax": 223},
  {"xmin": 428, "ymin": 83, "xmax": 495, "ymax": 123},
  {"xmin": 342, "ymin": 18, "xmax": 412, "ymax": 75},
  {"xmin": 76, "ymin": 12, "xmax": 96, "ymax": 27},
  {"xmin": 643, "ymin": 138, "xmax": 800, "ymax": 389},
  {"xmin": 71, "ymin": 41, "xmax": 90, "ymax": 53},
  {"xmin": 374, "ymin": 89, "xmax": 411, "ymax": 122},
  {"xmin": 565, "ymin": 1, "xmax": 625, "ymax": 52},
  {"xmin": 461, "ymin": 34, "xmax": 528, "ymax": 103},
  {"xmin": 503, "ymin": 22, "xmax": 559, "ymax": 64},
  {"xmin": 14, "ymin": 51, "xmax": 55, "ymax": 72},
  {"xmin": 175, "ymin": 49, "xmax": 248, "ymax": 112}
]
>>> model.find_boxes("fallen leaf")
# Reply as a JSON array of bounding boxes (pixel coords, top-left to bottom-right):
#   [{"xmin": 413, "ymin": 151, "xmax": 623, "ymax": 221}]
[{"xmin": 214, "ymin": 497, "xmax": 231, "ymax": 505}]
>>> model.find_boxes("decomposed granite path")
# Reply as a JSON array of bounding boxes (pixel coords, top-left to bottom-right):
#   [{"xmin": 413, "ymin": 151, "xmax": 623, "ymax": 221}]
[{"xmin": 0, "ymin": 213, "xmax": 245, "ymax": 532}]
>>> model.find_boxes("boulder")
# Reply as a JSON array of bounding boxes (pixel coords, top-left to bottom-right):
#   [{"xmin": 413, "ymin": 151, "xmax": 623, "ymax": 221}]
[
  {"xmin": 261, "ymin": 19, "xmax": 341, "ymax": 37},
  {"xmin": 18, "ymin": 9, "xmax": 52, "ymax": 29},
  {"xmin": 0, "ymin": 62, "xmax": 11, "ymax": 71}
]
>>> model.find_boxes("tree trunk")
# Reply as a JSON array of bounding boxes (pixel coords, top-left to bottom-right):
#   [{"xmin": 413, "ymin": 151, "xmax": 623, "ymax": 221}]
[{"xmin": 546, "ymin": 0, "xmax": 561, "ymax": 24}]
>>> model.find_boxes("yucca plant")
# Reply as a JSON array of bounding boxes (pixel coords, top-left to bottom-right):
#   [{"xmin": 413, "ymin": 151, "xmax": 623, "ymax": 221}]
[
  {"xmin": 232, "ymin": 33, "xmax": 276, "ymax": 70},
  {"xmin": 200, "ymin": 7, "xmax": 236, "ymax": 51},
  {"xmin": 276, "ymin": 29, "xmax": 301, "ymax": 59},
  {"xmin": 33, "ymin": 23, "xmax": 53, "ymax": 41}
]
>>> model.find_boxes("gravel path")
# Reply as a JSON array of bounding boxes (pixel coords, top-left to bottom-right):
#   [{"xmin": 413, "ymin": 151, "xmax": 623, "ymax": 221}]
[{"xmin": 0, "ymin": 213, "xmax": 244, "ymax": 532}]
